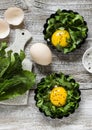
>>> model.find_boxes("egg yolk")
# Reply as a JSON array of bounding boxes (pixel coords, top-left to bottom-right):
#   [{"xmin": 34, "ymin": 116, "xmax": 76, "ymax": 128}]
[
  {"xmin": 50, "ymin": 86, "xmax": 67, "ymax": 107},
  {"xmin": 51, "ymin": 30, "xmax": 70, "ymax": 47}
]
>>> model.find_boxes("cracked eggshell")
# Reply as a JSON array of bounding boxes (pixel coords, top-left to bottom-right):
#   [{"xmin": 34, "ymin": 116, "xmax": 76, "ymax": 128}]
[
  {"xmin": 0, "ymin": 19, "xmax": 10, "ymax": 39},
  {"xmin": 30, "ymin": 43, "xmax": 52, "ymax": 65},
  {"xmin": 4, "ymin": 7, "xmax": 24, "ymax": 26}
]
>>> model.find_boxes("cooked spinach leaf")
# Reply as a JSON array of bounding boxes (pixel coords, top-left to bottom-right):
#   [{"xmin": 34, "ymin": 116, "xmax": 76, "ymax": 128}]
[
  {"xmin": 35, "ymin": 73, "xmax": 81, "ymax": 118},
  {"xmin": 43, "ymin": 9, "xmax": 88, "ymax": 53}
]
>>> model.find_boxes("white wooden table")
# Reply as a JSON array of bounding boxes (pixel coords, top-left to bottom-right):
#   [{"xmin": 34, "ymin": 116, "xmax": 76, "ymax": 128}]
[{"xmin": 0, "ymin": 0, "xmax": 92, "ymax": 130}]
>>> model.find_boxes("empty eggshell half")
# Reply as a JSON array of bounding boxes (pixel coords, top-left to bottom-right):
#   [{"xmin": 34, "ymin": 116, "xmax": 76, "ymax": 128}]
[
  {"xmin": 4, "ymin": 7, "xmax": 24, "ymax": 26},
  {"xmin": 0, "ymin": 19, "xmax": 10, "ymax": 39},
  {"xmin": 30, "ymin": 43, "xmax": 52, "ymax": 65}
]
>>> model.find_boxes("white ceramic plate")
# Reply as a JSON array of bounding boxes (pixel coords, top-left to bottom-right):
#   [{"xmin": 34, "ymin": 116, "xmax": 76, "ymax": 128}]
[
  {"xmin": 82, "ymin": 47, "xmax": 92, "ymax": 73},
  {"xmin": 0, "ymin": 29, "xmax": 32, "ymax": 105}
]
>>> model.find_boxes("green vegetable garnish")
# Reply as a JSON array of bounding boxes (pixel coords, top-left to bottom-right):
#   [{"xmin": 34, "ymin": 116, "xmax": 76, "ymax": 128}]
[
  {"xmin": 0, "ymin": 42, "xmax": 36, "ymax": 101},
  {"xmin": 43, "ymin": 9, "xmax": 88, "ymax": 53},
  {"xmin": 35, "ymin": 73, "xmax": 81, "ymax": 119}
]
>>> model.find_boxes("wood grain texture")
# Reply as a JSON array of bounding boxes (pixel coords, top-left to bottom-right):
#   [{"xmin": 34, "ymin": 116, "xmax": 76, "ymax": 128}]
[
  {"xmin": 0, "ymin": 0, "xmax": 28, "ymax": 10},
  {"xmin": 0, "ymin": 0, "xmax": 92, "ymax": 130},
  {"xmin": 0, "ymin": 90, "xmax": 92, "ymax": 130}
]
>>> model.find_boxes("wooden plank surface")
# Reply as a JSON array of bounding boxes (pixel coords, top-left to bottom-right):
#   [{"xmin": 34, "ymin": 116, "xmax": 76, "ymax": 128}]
[{"xmin": 0, "ymin": 0, "xmax": 92, "ymax": 130}]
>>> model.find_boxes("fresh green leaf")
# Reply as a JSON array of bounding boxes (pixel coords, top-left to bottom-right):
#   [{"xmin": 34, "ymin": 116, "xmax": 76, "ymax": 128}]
[{"xmin": 0, "ymin": 42, "xmax": 36, "ymax": 101}]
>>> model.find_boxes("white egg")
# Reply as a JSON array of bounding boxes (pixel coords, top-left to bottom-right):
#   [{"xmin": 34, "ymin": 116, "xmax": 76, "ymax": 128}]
[
  {"xmin": 0, "ymin": 19, "xmax": 10, "ymax": 39},
  {"xmin": 30, "ymin": 43, "xmax": 52, "ymax": 65},
  {"xmin": 4, "ymin": 7, "xmax": 24, "ymax": 26}
]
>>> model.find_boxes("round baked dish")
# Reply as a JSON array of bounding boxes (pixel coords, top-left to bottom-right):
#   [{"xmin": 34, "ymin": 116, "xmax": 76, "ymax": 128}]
[
  {"xmin": 34, "ymin": 73, "xmax": 81, "ymax": 119},
  {"xmin": 43, "ymin": 9, "xmax": 88, "ymax": 54}
]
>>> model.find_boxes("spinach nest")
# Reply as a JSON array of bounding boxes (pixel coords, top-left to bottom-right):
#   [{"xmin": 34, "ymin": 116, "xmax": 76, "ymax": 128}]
[
  {"xmin": 35, "ymin": 72, "xmax": 81, "ymax": 119},
  {"xmin": 43, "ymin": 9, "xmax": 88, "ymax": 54}
]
